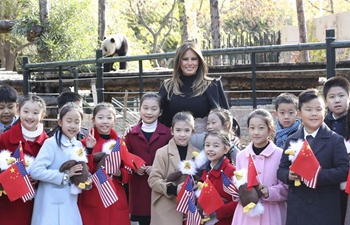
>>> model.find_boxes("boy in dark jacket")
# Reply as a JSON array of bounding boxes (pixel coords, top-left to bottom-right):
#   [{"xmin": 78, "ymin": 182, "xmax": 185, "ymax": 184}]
[{"xmin": 277, "ymin": 89, "xmax": 348, "ymax": 225}]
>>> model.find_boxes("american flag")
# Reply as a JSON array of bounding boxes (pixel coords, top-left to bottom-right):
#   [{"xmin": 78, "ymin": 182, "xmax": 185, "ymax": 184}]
[
  {"xmin": 104, "ymin": 139, "xmax": 121, "ymax": 174},
  {"xmin": 13, "ymin": 141, "xmax": 24, "ymax": 163},
  {"xmin": 221, "ymin": 171, "xmax": 239, "ymax": 198},
  {"xmin": 301, "ymin": 168, "xmax": 321, "ymax": 189},
  {"xmin": 92, "ymin": 168, "xmax": 118, "ymax": 208},
  {"xmin": 187, "ymin": 197, "xmax": 201, "ymax": 225},
  {"xmin": 176, "ymin": 176, "xmax": 195, "ymax": 214},
  {"xmin": 17, "ymin": 162, "xmax": 35, "ymax": 202}
]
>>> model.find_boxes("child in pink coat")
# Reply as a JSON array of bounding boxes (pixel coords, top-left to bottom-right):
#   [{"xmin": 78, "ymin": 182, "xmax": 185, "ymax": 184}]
[{"xmin": 231, "ymin": 109, "xmax": 287, "ymax": 225}]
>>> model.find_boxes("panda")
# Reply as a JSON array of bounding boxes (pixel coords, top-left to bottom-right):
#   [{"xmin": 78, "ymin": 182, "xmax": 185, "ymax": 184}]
[{"xmin": 101, "ymin": 34, "xmax": 129, "ymax": 72}]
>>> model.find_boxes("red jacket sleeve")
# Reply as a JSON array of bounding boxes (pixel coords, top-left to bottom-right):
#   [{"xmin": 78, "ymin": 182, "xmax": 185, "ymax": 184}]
[{"xmin": 215, "ymin": 199, "xmax": 237, "ymax": 220}]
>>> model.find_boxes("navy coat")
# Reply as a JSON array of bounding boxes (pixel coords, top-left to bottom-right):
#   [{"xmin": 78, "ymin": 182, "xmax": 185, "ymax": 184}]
[{"xmin": 277, "ymin": 123, "xmax": 349, "ymax": 225}]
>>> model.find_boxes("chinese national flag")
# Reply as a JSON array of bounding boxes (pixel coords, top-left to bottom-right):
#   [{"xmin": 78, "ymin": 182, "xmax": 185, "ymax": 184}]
[
  {"xmin": 0, "ymin": 162, "xmax": 30, "ymax": 202},
  {"xmin": 290, "ymin": 139, "xmax": 321, "ymax": 188},
  {"xmin": 198, "ymin": 178, "xmax": 224, "ymax": 215},
  {"xmin": 119, "ymin": 138, "xmax": 146, "ymax": 170},
  {"xmin": 247, "ymin": 154, "xmax": 259, "ymax": 191},
  {"xmin": 345, "ymin": 168, "xmax": 350, "ymax": 195}
]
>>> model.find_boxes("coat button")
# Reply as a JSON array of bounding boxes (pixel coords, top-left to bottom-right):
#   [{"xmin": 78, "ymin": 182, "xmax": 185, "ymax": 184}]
[
  {"xmin": 308, "ymin": 199, "xmax": 312, "ymax": 203},
  {"xmin": 298, "ymin": 199, "xmax": 302, "ymax": 203}
]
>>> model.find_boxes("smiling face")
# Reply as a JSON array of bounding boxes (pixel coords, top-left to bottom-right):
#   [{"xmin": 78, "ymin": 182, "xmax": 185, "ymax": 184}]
[
  {"xmin": 325, "ymin": 86, "xmax": 350, "ymax": 118},
  {"xmin": 58, "ymin": 109, "xmax": 82, "ymax": 140},
  {"xmin": 180, "ymin": 49, "xmax": 199, "ymax": 76},
  {"xmin": 92, "ymin": 108, "xmax": 116, "ymax": 135},
  {"xmin": 299, "ymin": 97, "xmax": 325, "ymax": 134},
  {"xmin": 19, "ymin": 101, "xmax": 45, "ymax": 131},
  {"xmin": 204, "ymin": 135, "xmax": 229, "ymax": 167},
  {"xmin": 171, "ymin": 121, "xmax": 193, "ymax": 147},
  {"xmin": 207, "ymin": 112, "xmax": 225, "ymax": 132},
  {"xmin": 140, "ymin": 98, "xmax": 161, "ymax": 124}
]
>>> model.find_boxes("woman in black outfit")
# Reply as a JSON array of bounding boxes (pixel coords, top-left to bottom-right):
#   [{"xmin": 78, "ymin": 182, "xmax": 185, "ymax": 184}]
[{"xmin": 159, "ymin": 41, "xmax": 229, "ymax": 150}]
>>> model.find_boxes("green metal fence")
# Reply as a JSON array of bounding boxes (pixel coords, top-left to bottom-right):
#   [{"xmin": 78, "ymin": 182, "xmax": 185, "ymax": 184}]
[{"xmin": 22, "ymin": 29, "xmax": 350, "ymax": 109}]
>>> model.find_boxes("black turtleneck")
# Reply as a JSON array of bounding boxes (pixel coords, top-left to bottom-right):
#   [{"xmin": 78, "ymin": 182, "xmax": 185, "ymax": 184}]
[
  {"xmin": 161, "ymin": 74, "xmax": 210, "ymax": 127},
  {"xmin": 177, "ymin": 144, "xmax": 188, "ymax": 161},
  {"xmin": 253, "ymin": 142, "xmax": 270, "ymax": 155}
]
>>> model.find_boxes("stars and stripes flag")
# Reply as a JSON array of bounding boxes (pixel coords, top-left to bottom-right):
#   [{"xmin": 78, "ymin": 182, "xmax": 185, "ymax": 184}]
[
  {"xmin": 17, "ymin": 162, "xmax": 35, "ymax": 202},
  {"xmin": 221, "ymin": 171, "xmax": 239, "ymax": 198},
  {"xmin": 104, "ymin": 139, "xmax": 121, "ymax": 174},
  {"xmin": 176, "ymin": 175, "xmax": 195, "ymax": 214},
  {"xmin": 0, "ymin": 162, "xmax": 35, "ymax": 202},
  {"xmin": 186, "ymin": 197, "xmax": 201, "ymax": 225},
  {"xmin": 13, "ymin": 141, "xmax": 24, "ymax": 163},
  {"xmin": 92, "ymin": 167, "xmax": 118, "ymax": 208},
  {"xmin": 290, "ymin": 139, "xmax": 321, "ymax": 189}
]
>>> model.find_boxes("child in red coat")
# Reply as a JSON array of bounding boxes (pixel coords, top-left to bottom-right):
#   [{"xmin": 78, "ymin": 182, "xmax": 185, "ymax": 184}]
[
  {"xmin": 0, "ymin": 94, "xmax": 48, "ymax": 225},
  {"xmin": 125, "ymin": 92, "xmax": 172, "ymax": 225},
  {"xmin": 200, "ymin": 130, "xmax": 237, "ymax": 225},
  {"xmin": 78, "ymin": 102, "xmax": 131, "ymax": 225}
]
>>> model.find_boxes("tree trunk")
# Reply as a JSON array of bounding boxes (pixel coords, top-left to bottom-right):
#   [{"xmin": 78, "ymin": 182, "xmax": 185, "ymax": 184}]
[
  {"xmin": 329, "ymin": 0, "xmax": 334, "ymax": 14},
  {"xmin": 296, "ymin": 0, "xmax": 309, "ymax": 62},
  {"xmin": 3, "ymin": 39, "xmax": 14, "ymax": 71},
  {"xmin": 39, "ymin": 0, "xmax": 49, "ymax": 25},
  {"xmin": 178, "ymin": 0, "xmax": 189, "ymax": 43},
  {"xmin": 98, "ymin": 0, "xmax": 106, "ymax": 44},
  {"xmin": 210, "ymin": 0, "xmax": 221, "ymax": 65}
]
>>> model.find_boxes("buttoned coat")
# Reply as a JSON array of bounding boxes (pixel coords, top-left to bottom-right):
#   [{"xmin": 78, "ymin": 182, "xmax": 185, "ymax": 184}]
[
  {"xmin": 277, "ymin": 124, "xmax": 349, "ymax": 225},
  {"xmin": 0, "ymin": 122, "xmax": 48, "ymax": 225},
  {"xmin": 30, "ymin": 134, "xmax": 83, "ymax": 225},
  {"xmin": 148, "ymin": 138, "xmax": 199, "ymax": 225},
  {"xmin": 232, "ymin": 141, "xmax": 288, "ymax": 225},
  {"xmin": 125, "ymin": 121, "xmax": 172, "ymax": 216},
  {"xmin": 200, "ymin": 157, "xmax": 237, "ymax": 225},
  {"xmin": 78, "ymin": 127, "xmax": 132, "ymax": 225}
]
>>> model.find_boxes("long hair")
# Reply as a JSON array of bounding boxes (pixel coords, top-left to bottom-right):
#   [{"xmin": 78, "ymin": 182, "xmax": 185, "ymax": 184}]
[{"xmin": 164, "ymin": 41, "xmax": 213, "ymax": 99}]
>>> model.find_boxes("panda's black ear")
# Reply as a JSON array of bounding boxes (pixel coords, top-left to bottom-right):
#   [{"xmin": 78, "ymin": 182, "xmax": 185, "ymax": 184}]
[
  {"xmin": 110, "ymin": 38, "xmax": 115, "ymax": 43},
  {"xmin": 103, "ymin": 36, "xmax": 107, "ymax": 40}
]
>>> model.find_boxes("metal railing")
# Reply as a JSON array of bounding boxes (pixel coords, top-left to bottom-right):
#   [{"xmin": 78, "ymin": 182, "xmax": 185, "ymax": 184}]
[{"xmin": 22, "ymin": 29, "xmax": 350, "ymax": 109}]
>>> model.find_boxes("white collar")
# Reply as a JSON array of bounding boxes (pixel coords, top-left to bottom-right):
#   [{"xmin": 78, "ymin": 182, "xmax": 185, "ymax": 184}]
[
  {"xmin": 141, "ymin": 120, "xmax": 157, "ymax": 133},
  {"xmin": 303, "ymin": 127, "xmax": 319, "ymax": 139},
  {"xmin": 21, "ymin": 123, "xmax": 43, "ymax": 140}
]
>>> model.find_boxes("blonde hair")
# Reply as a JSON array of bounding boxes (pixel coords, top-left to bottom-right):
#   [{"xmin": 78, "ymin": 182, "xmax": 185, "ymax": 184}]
[{"xmin": 164, "ymin": 41, "xmax": 213, "ymax": 99}]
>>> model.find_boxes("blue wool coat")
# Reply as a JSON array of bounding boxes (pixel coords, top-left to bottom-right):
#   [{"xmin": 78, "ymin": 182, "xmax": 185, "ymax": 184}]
[
  {"xmin": 277, "ymin": 124, "xmax": 349, "ymax": 225},
  {"xmin": 30, "ymin": 134, "xmax": 83, "ymax": 225}
]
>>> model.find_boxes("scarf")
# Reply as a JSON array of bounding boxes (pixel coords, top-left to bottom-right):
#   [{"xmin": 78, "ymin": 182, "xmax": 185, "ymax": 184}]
[{"xmin": 275, "ymin": 120, "xmax": 301, "ymax": 148}]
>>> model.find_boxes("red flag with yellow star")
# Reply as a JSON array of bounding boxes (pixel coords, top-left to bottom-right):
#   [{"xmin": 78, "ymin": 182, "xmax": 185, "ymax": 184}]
[
  {"xmin": 290, "ymin": 139, "xmax": 321, "ymax": 189},
  {"xmin": 0, "ymin": 162, "xmax": 31, "ymax": 202},
  {"xmin": 198, "ymin": 178, "xmax": 224, "ymax": 215},
  {"xmin": 120, "ymin": 138, "xmax": 141, "ymax": 170},
  {"xmin": 247, "ymin": 153, "xmax": 259, "ymax": 191}
]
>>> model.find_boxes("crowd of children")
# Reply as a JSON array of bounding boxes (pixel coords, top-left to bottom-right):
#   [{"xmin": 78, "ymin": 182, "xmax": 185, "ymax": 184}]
[{"xmin": 0, "ymin": 73, "xmax": 350, "ymax": 225}]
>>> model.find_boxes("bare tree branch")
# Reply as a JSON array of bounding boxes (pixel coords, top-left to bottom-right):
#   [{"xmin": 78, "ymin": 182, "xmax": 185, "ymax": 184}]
[{"xmin": 14, "ymin": 42, "xmax": 34, "ymax": 54}]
